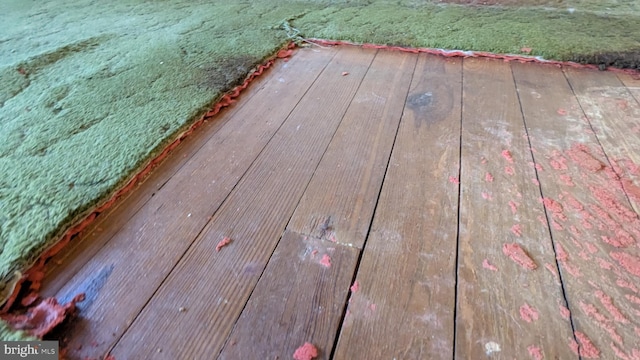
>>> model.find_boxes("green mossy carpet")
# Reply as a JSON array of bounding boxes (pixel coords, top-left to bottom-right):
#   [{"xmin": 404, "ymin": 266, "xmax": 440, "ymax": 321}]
[{"xmin": 1, "ymin": 0, "xmax": 639, "ymax": 340}]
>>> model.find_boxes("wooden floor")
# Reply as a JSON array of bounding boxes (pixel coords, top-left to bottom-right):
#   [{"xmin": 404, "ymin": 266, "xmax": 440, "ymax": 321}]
[{"xmin": 40, "ymin": 45, "xmax": 640, "ymax": 359}]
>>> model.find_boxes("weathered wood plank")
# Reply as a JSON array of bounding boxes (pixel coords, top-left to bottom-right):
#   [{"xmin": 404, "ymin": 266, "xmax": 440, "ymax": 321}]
[
  {"xmin": 109, "ymin": 46, "xmax": 377, "ymax": 359},
  {"xmin": 39, "ymin": 46, "xmax": 339, "ymax": 359},
  {"xmin": 287, "ymin": 49, "xmax": 417, "ymax": 248},
  {"xmin": 42, "ymin": 53, "xmax": 276, "ymax": 294},
  {"xmin": 218, "ymin": 231, "xmax": 358, "ymax": 360},
  {"xmin": 545, "ymin": 65, "xmax": 640, "ymax": 358},
  {"xmin": 455, "ymin": 58, "xmax": 575, "ymax": 359},
  {"xmin": 565, "ymin": 67, "xmax": 640, "ymax": 213},
  {"xmin": 333, "ymin": 53, "xmax": 462, "ymax": 359},
  {"xmin": 217, "ymin": 50, "xmax": 416, "ymax": 359},
  {"xmin": 617, "ymin": 73, "xmax": 640, "ymax": 102}
]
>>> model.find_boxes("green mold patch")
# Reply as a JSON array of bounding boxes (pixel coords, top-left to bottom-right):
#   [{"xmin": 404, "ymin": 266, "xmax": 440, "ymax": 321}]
[{"xmin": 0, "ymin": 0, "xmax": 639, "ymax": 340}]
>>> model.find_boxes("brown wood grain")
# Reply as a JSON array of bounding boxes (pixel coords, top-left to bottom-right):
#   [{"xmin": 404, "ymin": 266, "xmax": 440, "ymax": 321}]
[
  {"xmin": 109, "ymin": 46, "xmax": 377, "ymax": 359},
  {"xmin": 218, "ymin": 231, "xmax": 358, "ymax": 360},
  {"xmin": 333, "ymin": 53, "xmax": 462, "ymax": 359},
  {"xmin": 217, "ymin": 50, "xmax": 416, "ymax": 359},
  {"xmin": 565, "ymin": 67, "xmax": 640, "ymax": 214},
  {"xmin": 41, "ymin": 46, "xmax": 339, "ymax": 359},
  {"xmin": 286, "ymin": 49, "xmax": 417, "ymax": 249},
  {"xmin": 455, "ymin": 58, "xmax": 576, "ymax": 359}
]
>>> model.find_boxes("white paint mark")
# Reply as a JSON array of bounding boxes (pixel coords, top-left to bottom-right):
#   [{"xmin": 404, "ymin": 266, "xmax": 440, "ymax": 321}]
[{"xmin": 485, "ymin": 341, "xmax": 501, "ymax": 355}]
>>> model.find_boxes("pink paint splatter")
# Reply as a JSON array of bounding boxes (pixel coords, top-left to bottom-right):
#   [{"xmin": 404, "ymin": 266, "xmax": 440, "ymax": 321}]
[
  {"xmin": 560, "ymin": 174, "xmax": 575, "ymax": 186},
  {"xmin": 519, "ymin": 303, "xmax": 539, "ymax": 323},
  {"xmin": 502, "ymin": 243, "xmax": 537, "ymax": 270},
  {"xmin": 528, "ymin": 345, "xmax": 544, "ymax": 360},
  {"xmin": 532, "ymin": 178, "xmax": 540, "ymax": 185},
  {"xmin": 511, "ymin": 224, "xmax": 522, "ymax": 237},
  {"xmin": 567, "ymin": 144, "xmax": 604, "ymax": 172},
  {"xmin": 320, "ymin": 254, "xmax": 332, "ymax": 268},
  {"xmin": 610, "ymin": 343, "xmax": 631, "ymax": 360},
  {"xmin": 595, "ymin": 290, "xmax": 629, "ymax": 323},
  {"xmin": 569, "ymin": 339, "xmax": 580, "ymax": 356},
  {"xmin": 579, "ymin": 302, "xmax": 623, "ymax": 345},
  {"xmin": 542, "ymin": 198, "xmax": 563, "ymax": 213},
  {"xmin": 311, "ymin": 249, "xmax": 319, "ymax": 257},
  {"xmin": 545, "ymin": 263, "xmax": 559, "ymax": 281},
  {"xmin": 508, "ymin": 201, "xmax": 518, "ymax": 214},
  {"xmin": 574, "ymin": 332, "xmax": 600, "ymax": 358},
  {"xmin": 293, "ymin": 342, "xmax": 318, "ymax": 360},
  {"xmin": 481, "ymin": 192, "xmax": 493, "ymax": 201},
  {"xmin": 564, "ymin": 194, "xmax": 583, "ymax": 210},
  {"xmin": 350, "ymin": 281, "xmax": 359, "ymax": 293},
  {"xmin": 502, "ymin": 150, "xmax": 514, "ymax": 163},
  {"xmin": 610, "ymin": 252, "xmax": 640, "ymax": 277},
  {"xmin": 557, "ymin": 108, "xmax": 567, "ymax": 116},
  {"xmin": 482, "ymin": 259, "xmax": 498, "ymax": 271},
  {"xmin": 562, "ymin": 262, "xmax": 582, "ymax": 277},
  {"xmin": 534, "ymin": 163, "xmax": 543, "ymax": 171},
  {"xmin": 556, "ymin": 243, "xmax": 569, "ymax": 261},
  {"xmin": 215, "ymin": 237, "xmax": 232, "ymax": 252},
  {"xmin": 485, "ymin": 172, "xmax": 494, "ymax": 182},
  {"xmin": 369, "ymin": 303, "xmax": 377, "ymax": 311},
  {"xmin": 559, "ymin": 305, "xmax": 571, "ymax": 319},
  {"xmin": 626, "ymin": 294, "xmax": 640, "ymax": 305},
  {"xmin": 598, "ymin": 258, "xmax": 614, "ymax": 270},
  {"xmin": 591, "ymin": 187, "xmax": 637, "ymax": 223},
  {"xmin": 585, "ymin": 242, "xmax": 598, "ymax": 254},
  {"xmin": 616, "ymin": 279, "xmax": 639, "ymax": 293},
  {"xmin": 448, "ymin": 176, "xmax": 460, "ymax": 184},
  {"xmin": 505, "ymin": 166, "xmax": 515, "ymax": 175},
  {"xmin": 552, "ymin": 220, "xmax": 563, "ymax": 231},
  {"xmin": 550, "ymin": 157, "xmax": 568, "ymax": 170}
]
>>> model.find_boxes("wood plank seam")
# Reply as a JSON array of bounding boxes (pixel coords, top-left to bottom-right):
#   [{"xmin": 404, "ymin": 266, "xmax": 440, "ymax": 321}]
[
  {"xmin": 562, "ymin": 68, "xmax": 640, "ymax": 217},
  {"xmin": 451, "ymin": 57, "xmax": 465, "ymax": 359},
  {"xmin": 326, "ymin": 54, "xmax": 418, "ymax": 359},
  {"xmin": 510, "ymin": 62, "xmax": 580, "ymax": 347}
]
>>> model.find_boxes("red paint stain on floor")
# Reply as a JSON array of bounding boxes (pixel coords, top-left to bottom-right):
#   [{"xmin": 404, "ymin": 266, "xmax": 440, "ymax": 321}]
[
  {"xmin": 215, "ymin": 237, "xmax": 232, "ymax": 252},
  {"xmin": 559, "ymin": 304, "xmax": 571, "ymax": 319},
  {"xmin": 508, "ymin": 201, "xmax": 518, "ymax": 214},
  {"xmin": 511, "ymin": 224, "xmax": 522, "ymax": 237},
  {"xmin": 560, "ymin": 174, "xmax": 575, "ymax": 186},
  {"xmin": 594, "ymin": 290, "xmax": 629, "ymax": 323},
  {"xmin": 482, "ymin": 259, "xmax": 498, "ymax": 271},
  {"xmin": 448, "ymin": 176, "xmax": 460, "ymax": 184},
  {"xmin": 350, "ymin": 281, "xmax": 359, "ymax": 293},
  {"xmin": 485, "ymin": 172, "xmax": 494, "ymax": 182},
  {"xmin": 567, "ymin": 144, "xmax": 604, "ymax": 172},
  {"xmin": 502, "ymin": 243, "xmax": 537, "ymax": 270},
  {"xmin": 320, "ymin": 254, "xmax": 332, "ymax": 268},
  {"xmin": 579, "ymin": 302, "xmax": 623, "ymax": 345},
  {"xmin": 482, "ymin": 192, "xmax": 493, "ymax": 201},
  {"xmin": 519, "ymin": 303, "xmax": 539, "ymax": 323},
  {"xmin": 544, "ymin": 263, "xmax": 560, "ymax": 282},
  {"xmin": 610, "ymin": 252, "xmax": 640, "ymax": 277},
  {"xmin": 617, "ymin": 278, "xmax": 639, "ymax": 293},
  {"xmin": 505, "ymin": 166, "xmax": 515, "ymax": 176},
  {"xmin": 542, "ymin": 198, "xmax": 564, "ymax": 214},
  {"xmin": 502, "ymin": 150, "xmax": 514, "ymax": 163},
  {"xmin": 293, "ymin": 342, "xmax": 318, "ymax": 360},
  {"xmin": 574, "ymin": 331, "xmax": 600, "ymax": 358},
  {"xmin": 527, "ymin": 345, "xmax": 544, "ymax": 360}
]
